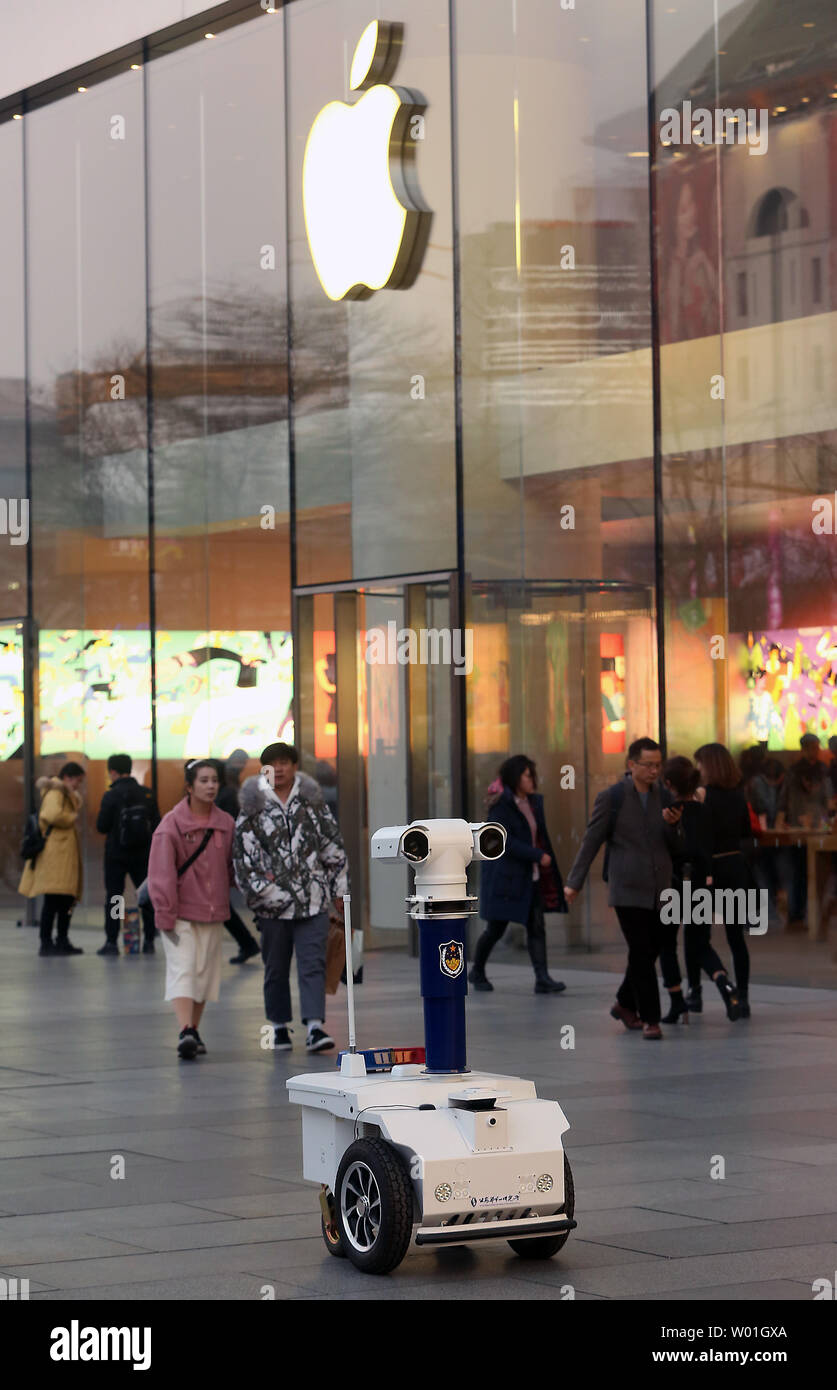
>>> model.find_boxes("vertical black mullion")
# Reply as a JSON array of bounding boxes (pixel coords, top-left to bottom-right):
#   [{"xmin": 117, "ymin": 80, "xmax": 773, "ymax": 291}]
[
  {"xmin": 448, "ymin": 0, "xmax": 467, "ymax": 819},
  {"xmin": 141, "ymin": 39, "xmax": 158, "ymax": 804},
  {"xmin": 645, "ymin": 0, "xmax": 666, "ymax": 752},
  {"xmin": 284, "ymin": 1, "xmax": 300, "ymax": 738},
  {"xmin": 21, "ymin": 92, "xmax": 37, "ymax": 927}
]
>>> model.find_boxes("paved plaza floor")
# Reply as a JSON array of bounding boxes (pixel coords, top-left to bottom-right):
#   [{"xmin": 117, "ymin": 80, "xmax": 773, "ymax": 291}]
[{"xmin": 2, "ymin": 920, "xmax": 837, "ymax": 1302}]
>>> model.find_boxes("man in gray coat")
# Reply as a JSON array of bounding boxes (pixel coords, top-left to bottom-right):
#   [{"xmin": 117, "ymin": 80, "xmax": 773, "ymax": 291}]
[{"xmin": 564, "ymin": 737, "xmax": 682, "ymax": 1038}]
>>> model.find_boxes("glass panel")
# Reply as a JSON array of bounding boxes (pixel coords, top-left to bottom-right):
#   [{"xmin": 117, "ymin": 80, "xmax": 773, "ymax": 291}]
[
  {"xmin": 457, "ymin": 0, "xmax": 654, "ymax": 584},
  {"xmin": 0, "ymin": 119, "xmax": 27, "ymax": 908},
  {"xmin": 25, "ymin": 68, "xmax": 149, "ymax": 919},
  {"xmin": 657, "ymin": 1, "xmax": 837, "ymax": 764},
  {"xmin": 362, "ymin": 588, "xmax": 409, "ymax": 934},
  {"xmin": 468, "ymin": 580, "xmax": 656, "ymax": 952},
  {"xmin": 147, "ymin": 14, "xmax": 291, "ymax": 812},
  {"xmin": 287, "ymin": 0, "xmax": 457, "ymax": 584}
]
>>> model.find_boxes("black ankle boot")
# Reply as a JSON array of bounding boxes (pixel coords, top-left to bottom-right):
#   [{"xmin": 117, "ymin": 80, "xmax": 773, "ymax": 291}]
[
  {"xmin": 662, "ymin": 991, "xmax": 689, "ymax": 1024},
  {"xmin": 528, "ymin": 931, "xmax": 565, "ymax": 994},
  {"xmin": 737, "ymin": 991, "xmax": 750, "ymax": 1019},
  {"xmin": 715, "ymin": 973, "xmax": 741, "ymax": 1021},
  {"xmin": 469, "ymin": 930, "xmax": 495, "ymax": 991},
  {"xmin": 534, "ymin": 974, "xmax": 566, "ymax": 994},
  {"xmin": 685, "ymin": 986, "xmax": 702, "ymax": 1013}
]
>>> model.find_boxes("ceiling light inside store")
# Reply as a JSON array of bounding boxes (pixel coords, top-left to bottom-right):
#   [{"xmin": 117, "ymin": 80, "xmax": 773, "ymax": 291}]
[
  {"xmin": 205, "ymin": 32, "xmax": 215, "ymax": 39},
  {"xmin": 773, "ymin": 106, "xmax": 787, "ymax": 114},
  {"xmin": 77, "ymin": 85, "xmax": 87, "ymax": 92},
  {"xmin": 628, "ymin": 151, "xmax": 649, "ymax": 157},
  {"xmin": 13, "ymin": 112, "xmax": 21, "ymax": 119},
  {"xmin": 130, "ymin": 63, "xmax": 141, "ymax": 70}
]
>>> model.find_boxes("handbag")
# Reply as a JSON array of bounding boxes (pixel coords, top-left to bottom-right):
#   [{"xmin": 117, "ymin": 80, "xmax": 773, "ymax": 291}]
[{"xmin": 325, "ymin": 917, "xmax": 345, "ymax": 995}]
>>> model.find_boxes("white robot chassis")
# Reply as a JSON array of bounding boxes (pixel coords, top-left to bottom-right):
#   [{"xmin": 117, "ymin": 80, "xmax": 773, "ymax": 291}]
[{"xmin": 287, "ymin": 819, "xmax": 576, "ymax": 1275}]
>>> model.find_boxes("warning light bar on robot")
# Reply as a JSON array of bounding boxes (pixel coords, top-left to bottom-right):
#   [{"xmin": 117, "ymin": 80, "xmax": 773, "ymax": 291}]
[{"xmin": 336, "ymin": 1046, "xmax": 425, "ymax": 1073}]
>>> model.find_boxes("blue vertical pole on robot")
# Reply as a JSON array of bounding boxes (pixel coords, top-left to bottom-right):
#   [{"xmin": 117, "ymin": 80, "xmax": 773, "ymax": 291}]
[{"xmin": 418, "ymin": 914, "xmax": 468, "ymax": 1073}]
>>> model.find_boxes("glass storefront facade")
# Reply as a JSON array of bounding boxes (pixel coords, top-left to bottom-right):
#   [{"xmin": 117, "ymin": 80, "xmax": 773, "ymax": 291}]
[{"xmin": 1, "ymin": 0, "xmax": 836, "ymax": 952}]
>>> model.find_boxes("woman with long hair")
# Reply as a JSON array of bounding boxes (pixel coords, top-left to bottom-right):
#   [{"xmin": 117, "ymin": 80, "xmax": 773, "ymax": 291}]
[
  {"xmin": 148, "ymin": 759, "xmax": 235, "ymax": 1059},
  {"xmin": 662, "ymin": 755, "xmax": 741, "ymax": 1022},
  {"xmin": 470, "ymin": 754, "xmax": 567, "ymax": 994},
  {"xmin": 19, "ymin": 761, "xmax": 86, "ymax": 956},
  {"xmin": 692, "ymin": 742, "xmax": 753, "ymax": 1018}
]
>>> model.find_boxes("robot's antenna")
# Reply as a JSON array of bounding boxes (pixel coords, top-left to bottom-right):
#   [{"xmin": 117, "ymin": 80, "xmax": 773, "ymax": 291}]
[{"xmin": 343, "ymin": 893, "xmax": 356, "ymax": 1054}]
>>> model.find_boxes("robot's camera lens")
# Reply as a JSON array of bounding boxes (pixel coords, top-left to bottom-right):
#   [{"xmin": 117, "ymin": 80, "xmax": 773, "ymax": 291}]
[
  {"xmin": 479, "ymin": 827, "xmax": 504, "ymax": 859},
  {"xmin": 401, "ymin": 829, "xmax": 429, "ymax": 862}
]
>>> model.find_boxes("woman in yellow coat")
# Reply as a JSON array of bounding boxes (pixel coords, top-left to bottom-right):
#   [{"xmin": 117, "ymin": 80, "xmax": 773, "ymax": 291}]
[{"xmin": 19, "ymin": 762, "xmax": 86, "ymax": 956}]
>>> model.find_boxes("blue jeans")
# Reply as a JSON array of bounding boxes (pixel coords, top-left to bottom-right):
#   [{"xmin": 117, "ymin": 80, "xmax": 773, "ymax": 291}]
[{"xmin": 259, "ymin": 911, "xmax": 330, "ymax": 1025}]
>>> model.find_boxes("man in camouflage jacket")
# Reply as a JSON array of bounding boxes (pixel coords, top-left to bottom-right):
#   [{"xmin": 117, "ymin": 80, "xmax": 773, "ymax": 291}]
[{"xmin": 233, "ymin": 741, "xmax": 349, "ymax": 1053}]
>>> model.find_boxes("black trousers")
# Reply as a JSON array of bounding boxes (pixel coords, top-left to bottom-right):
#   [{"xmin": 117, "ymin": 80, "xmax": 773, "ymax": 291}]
[
  {"xmin": 104, "ymin": 854, "xmax": 155, "ymax": 944},
  {"xmin": 711, "ymin": 853, "xmax": 751, "ymax": 996},
  {"xmin": 683, "ymin": 922, "xmax": 727, "ymax": 991},
  {"xmin": 473, "ymin": 888, "xmax": 550, "ymax": 981},
  {"xmin": 41, "ymin": 893, "xmax": 74, "ymax": 946},
  {"xmin": 224, "ymin": 907, "xmax": 259, "ymax": 952},
  {"xmin": 658, "ymin": 921, "xmax": 683, "ymax": 991},
  {"xmin": 614, "ymin": 905, "xmax": 663, "ymax": 1025}
]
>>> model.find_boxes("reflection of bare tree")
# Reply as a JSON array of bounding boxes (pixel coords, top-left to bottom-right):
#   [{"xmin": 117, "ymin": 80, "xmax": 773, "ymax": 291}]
[{"xmin": 664, "ymin": 433, "xmax": 837, "ymax": 619}]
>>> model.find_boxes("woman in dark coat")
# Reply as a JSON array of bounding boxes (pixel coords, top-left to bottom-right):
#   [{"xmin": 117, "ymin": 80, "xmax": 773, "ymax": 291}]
[
  {"xmin": 693, "ymin": 742, "xmax": 753, "ymax": 1018},
  {"xmin": 470, "ymin": 754, "xmax": 567, "ymax": 994}
]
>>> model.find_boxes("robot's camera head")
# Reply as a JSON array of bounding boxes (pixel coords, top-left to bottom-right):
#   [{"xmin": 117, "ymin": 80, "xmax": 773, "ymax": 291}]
[
  {"xmin": 471, "ymin": 823, "xmax": 505, "ymax": 860},
  {"xmin": 370, "ymin": 819, "xmax": 506, "ymax": 918}
]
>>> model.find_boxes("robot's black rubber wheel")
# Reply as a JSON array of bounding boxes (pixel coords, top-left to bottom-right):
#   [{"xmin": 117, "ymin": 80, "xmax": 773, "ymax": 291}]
[
  {"xmin": 335, "ymin": 1137, "xmax": 413, "ymax": 1274},
  {"xmin": 321, "ymin": 1190, "xmax": 346, "ymax": 1258},
  {"xmin": 508, "ymin": 1153, "xmax": 575, "ymax": 1259}
]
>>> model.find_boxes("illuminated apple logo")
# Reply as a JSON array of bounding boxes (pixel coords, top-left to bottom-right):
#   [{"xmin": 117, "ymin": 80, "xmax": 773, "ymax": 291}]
[{"xmin": 302, "ymin": 20, "xmax": 432, "ymax": 301}]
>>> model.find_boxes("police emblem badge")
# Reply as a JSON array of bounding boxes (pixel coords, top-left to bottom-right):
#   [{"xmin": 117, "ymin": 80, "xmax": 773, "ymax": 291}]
[{"xmin": 439, "ymin": 939, "xmax": 464, "ymax": 978}]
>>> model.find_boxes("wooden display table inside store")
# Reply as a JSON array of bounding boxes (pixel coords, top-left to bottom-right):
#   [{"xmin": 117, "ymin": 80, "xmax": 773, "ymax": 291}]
[{"xmin": 757, "ymin": 827, "xmax": 837, "ymax": 942}]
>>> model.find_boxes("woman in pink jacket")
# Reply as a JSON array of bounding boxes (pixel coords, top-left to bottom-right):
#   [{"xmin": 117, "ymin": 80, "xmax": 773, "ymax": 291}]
[{"xmin": 148, "ymin": 760, "xmax": 235, "ymax": 1060}]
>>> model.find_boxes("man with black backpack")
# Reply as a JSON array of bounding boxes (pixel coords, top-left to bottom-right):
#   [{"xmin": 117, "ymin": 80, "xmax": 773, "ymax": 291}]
[{"xmin": 96, "ymin": 754, "xmax": 160, "ymax": 956}]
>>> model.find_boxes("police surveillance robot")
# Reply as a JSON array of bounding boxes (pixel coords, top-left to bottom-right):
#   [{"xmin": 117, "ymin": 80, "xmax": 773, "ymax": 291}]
[{"xmin": 287, "ymin": 819, "xmax": 576, "ymax": 1276}]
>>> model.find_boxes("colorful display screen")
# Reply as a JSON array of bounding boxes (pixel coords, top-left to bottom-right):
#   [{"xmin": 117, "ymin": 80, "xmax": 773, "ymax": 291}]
[
  {"xmin": 0, "ymin": 626, "xmax": 24, "ymax": 760},
  {"xmin": 39, "ymin": 629, "xmax": 293, "ymax": 760},
  {"xmin": 600, "ymin": 632, "xmax": 626, "ymax": 753},
  {"xmin": 738, "ymin": 628, "xmax": 837, "ymax": 749}
]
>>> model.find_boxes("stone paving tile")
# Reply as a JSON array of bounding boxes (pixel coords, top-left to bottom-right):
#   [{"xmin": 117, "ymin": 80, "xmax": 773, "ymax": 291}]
[
  {"xmin": 183, "ymin": 1191, "xmax": 315, "ymax": 1219},
  {"xmin": 511, "ymin": 1242, "xmax": 837, "ymax": 1299},
  {"xmin": 0, "ymin": 1233, "xmax": 148, "ymax": 1263},
  {"xmin": 110, "ymin": 1213, "xmax": 324, "ymax": 1251},
  {"xmin": 645, "ymin": 1279, "xmax": 815, "ymax": 1301},
  {"xmin": 0, "ymin": 1202, "xmax": 243, "ymax": 1237},
  {"xmin": 32, "ymin": 1274, "xmax": 314, "ymax": 1301},
  {"xmin": 0, "ymin": 1240, "xmax": 330, "ymax": 1289},
  {"xmin": 571, "ymin": 1207, "xmax": 712, "ymax": 1238},
  {"xmin": 0, "ymin": 1271, "xmax": 57, "ymax": 1294},
  {"xmin": 581, "ymin": 1212, "xmax": 837, "ymax": 1258}
]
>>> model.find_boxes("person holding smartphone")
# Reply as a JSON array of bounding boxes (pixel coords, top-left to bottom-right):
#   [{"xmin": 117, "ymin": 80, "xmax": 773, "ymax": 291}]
[{"xmin": 148, "ymin": 760, "xmax": 235, "ymax": 1060}]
